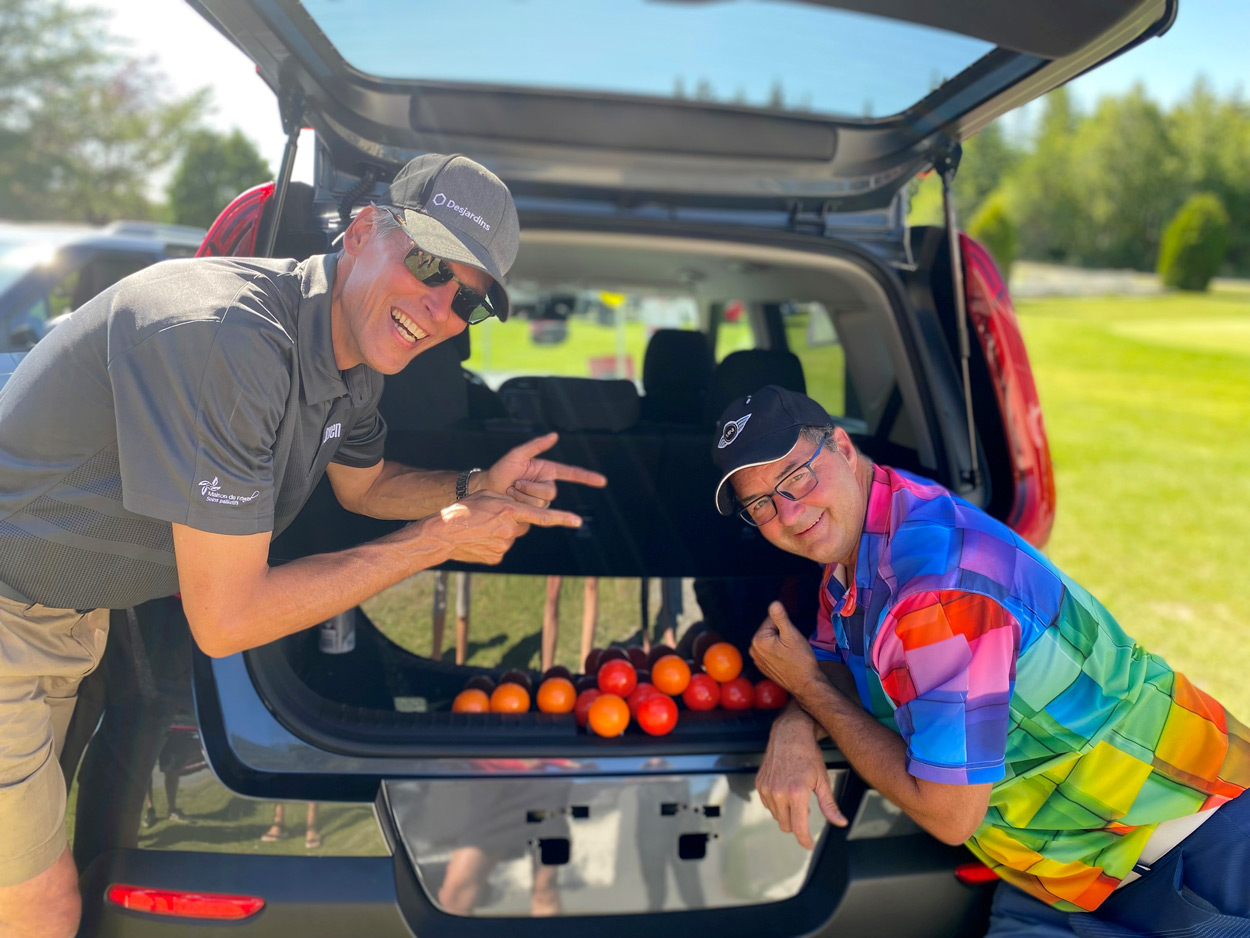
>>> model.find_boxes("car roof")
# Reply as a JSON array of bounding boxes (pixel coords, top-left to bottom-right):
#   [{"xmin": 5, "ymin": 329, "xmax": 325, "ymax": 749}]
[{"xmin": 0, "ymin": 221, "xmax": 205, "ymax": 254}]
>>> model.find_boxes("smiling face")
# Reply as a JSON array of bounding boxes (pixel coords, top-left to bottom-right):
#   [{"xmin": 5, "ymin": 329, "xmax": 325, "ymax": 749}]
[
  {"xmin": 329, "ymin": 206, "xmax": 492, "ymax": 375},
  {"xmin": 729, "ymin": 427, "xmax": 870, "ymax": 567}
]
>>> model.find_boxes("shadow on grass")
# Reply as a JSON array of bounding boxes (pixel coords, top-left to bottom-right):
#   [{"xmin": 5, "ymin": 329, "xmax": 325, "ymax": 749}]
[
  {"xmin": 498, "ymin": 632, "xmax": 541, "ymax": 670},
  {"xmin": 460, "ymin": 633, "xmax": 507, "ymax": 663}
]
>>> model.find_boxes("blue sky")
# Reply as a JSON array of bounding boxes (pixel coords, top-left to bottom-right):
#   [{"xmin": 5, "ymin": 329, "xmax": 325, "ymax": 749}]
[
  {"xmin": 93, "ymin": 0, "xmax": 1247, "ymax": 183},
  {"xmin": 1066, "ymin": 2, "xmax": 1245, "ymax": 108}
]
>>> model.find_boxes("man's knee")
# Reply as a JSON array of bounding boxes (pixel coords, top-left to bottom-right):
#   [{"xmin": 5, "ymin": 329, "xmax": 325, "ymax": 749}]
[{"xmin": 0, "ymin": 847, "xmax": 82, "ymax": 938}]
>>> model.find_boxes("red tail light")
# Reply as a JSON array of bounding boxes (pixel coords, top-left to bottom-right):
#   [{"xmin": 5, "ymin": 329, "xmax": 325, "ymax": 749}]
[
  {"xmin": 196, "ymin": 181, "xmax": 276, "ymax": 259},
  {"xmin": 106, "ymin": 884, "xmax": 265, "ymax": 920},
  {"xmin": 961, "ymin": 234, "xmax": 1056, "ymax": 548},
  {"xmin": 954, "ymin": 861, "xmax": 1000, "ymax": 885}
]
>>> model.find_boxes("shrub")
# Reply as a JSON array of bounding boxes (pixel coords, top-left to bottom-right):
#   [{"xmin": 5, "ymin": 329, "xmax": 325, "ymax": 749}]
[
  {"xmin": 967, "ymin": 192, "xmax": 1017, "ymax": 278},
  {"xmin": 1157, "ymin": 192, "xmax": 1231, "ymax": 292}
]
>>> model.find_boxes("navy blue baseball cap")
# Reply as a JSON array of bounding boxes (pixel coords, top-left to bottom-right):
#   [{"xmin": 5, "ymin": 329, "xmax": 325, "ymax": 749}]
[{"xmin": 712, "ymin": 385, "xmax": 830, "ymax": 516}]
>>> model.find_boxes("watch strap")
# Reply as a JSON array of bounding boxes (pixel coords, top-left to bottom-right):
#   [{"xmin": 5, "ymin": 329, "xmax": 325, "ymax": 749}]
[{"xmin": 456, "ymin": 467, "xmax": 482, "ymax": 501}]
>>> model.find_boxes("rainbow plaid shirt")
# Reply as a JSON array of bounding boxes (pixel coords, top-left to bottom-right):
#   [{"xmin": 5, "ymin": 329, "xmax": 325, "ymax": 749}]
[{"xmin": 809, "ymin": 464, "xmax": 1250, "ymax": 911}]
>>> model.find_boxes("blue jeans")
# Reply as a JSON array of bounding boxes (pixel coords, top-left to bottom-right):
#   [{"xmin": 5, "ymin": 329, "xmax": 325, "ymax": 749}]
[{"xmin": 985, "ymin": 791, "xmax": 1250, "ymax": 938}]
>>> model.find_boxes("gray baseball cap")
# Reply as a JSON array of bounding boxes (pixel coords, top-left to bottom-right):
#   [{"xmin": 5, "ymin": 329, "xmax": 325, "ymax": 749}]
[{"xmin": 383, "ymin": 153, "xmax": 520, "ymax": 319}]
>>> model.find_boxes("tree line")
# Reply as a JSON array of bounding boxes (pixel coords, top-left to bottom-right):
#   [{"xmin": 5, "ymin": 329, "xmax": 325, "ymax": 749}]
[
  {"xmin": 911, "ymin": 80, "xmax": 1250, "ymax": 282},
  {"xmin": 0, "ymin": 0, "xmax": 270, "ymax": 230}
]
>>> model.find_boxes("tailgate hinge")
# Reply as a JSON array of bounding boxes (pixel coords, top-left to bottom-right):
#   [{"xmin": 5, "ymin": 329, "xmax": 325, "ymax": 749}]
[{"xmin": 786, "ymin": 199, "xmax": 836, "ymax": 235}]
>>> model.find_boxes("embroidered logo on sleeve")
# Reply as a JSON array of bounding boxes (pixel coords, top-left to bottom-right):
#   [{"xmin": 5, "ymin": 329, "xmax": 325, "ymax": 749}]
[
  {"xmin": 197, "ymin": 476, "xmax": 261, "ymax": 507},
  {"xmin": 323, "ymin": 423, "xmax": 342, "ymax": 445}
]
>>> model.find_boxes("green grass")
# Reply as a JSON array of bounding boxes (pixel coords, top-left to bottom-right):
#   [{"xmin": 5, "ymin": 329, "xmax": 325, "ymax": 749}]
[
  {"xmin": 362, "ymin": 572, "xmax": 658, "ymax": 671},
  {"xmin": 467, "ymin": 314, "xmax": 848, "ymax": 417},
  {"xmin": 1016, "ymin": 290, "xmax": 1250, "ymax": 718},
  {"xmin": 469, "ymin": 316, "xmax": 758, "ymax": 380}
]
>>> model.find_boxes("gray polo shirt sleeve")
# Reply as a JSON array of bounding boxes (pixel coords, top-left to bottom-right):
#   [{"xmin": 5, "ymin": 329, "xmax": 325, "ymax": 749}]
[
  {"xmin": 109, "ymin": 309, "xmax": 292, "ymax": 536},
  {"xmin": 331, "ymin": 370, "xmax": 387, "ymax": 469}
]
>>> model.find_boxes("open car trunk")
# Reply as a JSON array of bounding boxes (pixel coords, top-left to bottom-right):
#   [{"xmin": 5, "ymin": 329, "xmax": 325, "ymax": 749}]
[
  {"xmin": 181, "ymin": 153, "xmax": 1050, "ymax": 926},
  {"xmin": 236, "ymin": 220, "xmax": 974, "ymax": 740},
  {"xmin": 190, "ymin": 221, "xmax": 996, "ymax": 926}
]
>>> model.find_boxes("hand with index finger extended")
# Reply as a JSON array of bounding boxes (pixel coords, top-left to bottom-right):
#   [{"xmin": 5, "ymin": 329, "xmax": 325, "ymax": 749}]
[
  {"xmin": 756, "ymin": 708, "xmax": 848, "ymax": 849},
  {"xmin": 481, "ymin": 431, "xmax": 608, "ymax": 508},
  {"xmin": 506, "ymin": 500, "xmax": 585, "ymax": 530},
  {"xmin": 427, "ymin": 490, "xmax": 586, "ymax": 567}
]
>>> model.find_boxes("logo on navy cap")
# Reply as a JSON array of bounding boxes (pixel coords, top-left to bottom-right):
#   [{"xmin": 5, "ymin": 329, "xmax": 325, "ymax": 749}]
[{"xmin": 718, "ymin": 413, "xmax": 751, "ymax": 449}]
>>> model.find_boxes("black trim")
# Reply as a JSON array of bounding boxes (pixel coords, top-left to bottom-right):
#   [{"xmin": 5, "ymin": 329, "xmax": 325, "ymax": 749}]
[{"xmin": 192, "ymin": 648, "xmax": 380, "ymax": 801}]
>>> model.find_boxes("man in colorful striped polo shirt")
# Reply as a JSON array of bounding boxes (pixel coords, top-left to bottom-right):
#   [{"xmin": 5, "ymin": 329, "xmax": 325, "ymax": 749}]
[{"xmin": 713, "ymin": 385, "xmax": 1250, "ymax": 936}]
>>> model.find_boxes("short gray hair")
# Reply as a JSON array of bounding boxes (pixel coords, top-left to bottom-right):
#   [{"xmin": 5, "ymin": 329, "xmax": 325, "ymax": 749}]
[
  {"xmin": 369, "ymin": 204, "xmax": 406, "ymax": 237},
  {"xmin": 799, "ymin": 424, "xmax": 835, "ymax": 446}
]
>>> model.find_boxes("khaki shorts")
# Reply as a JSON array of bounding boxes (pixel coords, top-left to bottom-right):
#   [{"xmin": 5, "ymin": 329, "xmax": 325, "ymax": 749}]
[{"xmin": 0, "ymin": 594, "xmax": 108, "ymax": 887}]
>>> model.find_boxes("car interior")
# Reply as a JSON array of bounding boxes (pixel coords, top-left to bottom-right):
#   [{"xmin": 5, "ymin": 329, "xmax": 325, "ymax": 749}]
[{"xmin": 247, "ymin": 183, "xmax": 944, "ymax": 745}]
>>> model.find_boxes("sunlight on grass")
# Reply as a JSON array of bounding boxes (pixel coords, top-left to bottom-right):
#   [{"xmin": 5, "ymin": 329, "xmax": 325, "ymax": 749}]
[{"xmin": 1017, "ymin": 292, "xmax": 1250, "ymax": 718}]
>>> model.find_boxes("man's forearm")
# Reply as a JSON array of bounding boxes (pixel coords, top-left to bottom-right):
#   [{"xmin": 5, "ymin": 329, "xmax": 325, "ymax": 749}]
[
  {"xmin": 185, "ymin": 519, "xmax": 452, "ymax": 656},
  {"xmin": 792, "ymin": 680, "xmax": 975, "ymax": 845},
  {"xmin": 348, "ymin": 461, "xmax": 479, "ymax": 520}
]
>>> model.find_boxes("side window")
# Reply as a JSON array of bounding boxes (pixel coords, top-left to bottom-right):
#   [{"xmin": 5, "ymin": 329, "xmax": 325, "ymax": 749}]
[
  {"xmin": 783, "ymin": 302, "xmax": 846, "ymax": 417},
  {"xmin": 712, "ymin": 301, "xmax": 849, "ymax": 419},
  {"xmin": 162, "ymin": 243, "xmax": 198, "ymax": 259},
  {"xmin": 712, "ymin": 299, "xmax": 753, "ymax": 362},
  {"xmin": 466, "ymin": 290, "xmax": 702, "ymax": 385},
  {"xmin": 67, "ymin": 253, "xmax": 150, "ymax": 310},
  {"xmin": 5, "ymin": 252, "xmax": 149, "ymax": 351}
]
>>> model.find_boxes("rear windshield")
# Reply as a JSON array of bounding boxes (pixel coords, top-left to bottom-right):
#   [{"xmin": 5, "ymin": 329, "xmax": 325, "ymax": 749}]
[{"xmin": 303, "ymin": 0, "xmax": 992, "ymax": 119}]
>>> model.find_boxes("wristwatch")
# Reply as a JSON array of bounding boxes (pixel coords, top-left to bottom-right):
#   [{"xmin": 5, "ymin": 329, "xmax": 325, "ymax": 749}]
[{"xmin": 456, "ymin": 467, "xmax": 482, "ymax": 501}]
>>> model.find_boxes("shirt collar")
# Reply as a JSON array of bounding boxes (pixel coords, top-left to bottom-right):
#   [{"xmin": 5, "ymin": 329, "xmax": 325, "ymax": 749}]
[
  {"xmin": 296, "ymin": 253, "xmax": 351, "ymax": 406},
  {"xmin": 828, "ymin": 462, "xmax": 893, "ymax": 618}
]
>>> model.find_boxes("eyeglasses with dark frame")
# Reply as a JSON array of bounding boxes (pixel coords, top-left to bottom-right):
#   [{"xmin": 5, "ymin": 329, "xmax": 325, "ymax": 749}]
[
  {"xmin": 388, "ymin": 213, "xmax": 499, "ymax": 324},
  {"xmin": 738, "ymin": 437, "xmax": 831, "ymax": 527}
]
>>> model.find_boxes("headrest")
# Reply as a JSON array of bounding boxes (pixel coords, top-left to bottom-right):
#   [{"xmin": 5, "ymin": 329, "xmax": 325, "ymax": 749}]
[
  {"xmin": 450, "ymin": 327, "xmax": 470, "ymax": 362},
  {"xmin": 500, "ymin": 376, "xmax": 639, "ymax": 432},
  {"xmin": 706, "ymin": 349, "xmax": 806, "ymax": 422},
  {"xmin": 643, "ymin": 329, "xmax": 713, "ymax": 394},
  {"xmin": 380, "ymin": 339, "xmax": 469, "ymax": 431}
]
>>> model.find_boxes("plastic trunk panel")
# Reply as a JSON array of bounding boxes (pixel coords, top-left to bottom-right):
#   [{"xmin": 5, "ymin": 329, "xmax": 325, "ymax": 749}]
[{"xmin": 383, "ymin": 770, "xmax": 846, "ymax": 916}]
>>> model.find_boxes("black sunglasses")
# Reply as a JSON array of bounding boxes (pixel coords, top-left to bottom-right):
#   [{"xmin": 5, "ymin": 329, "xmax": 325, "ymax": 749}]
[{"xmin": 401, "ymin": 245, "xmax": 500, "ymax": 325}]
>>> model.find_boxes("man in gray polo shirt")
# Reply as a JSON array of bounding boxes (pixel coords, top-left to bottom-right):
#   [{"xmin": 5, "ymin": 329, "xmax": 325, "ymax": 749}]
[{"xmin": 0, "ymin": 153, "xmax": 605, "ymax": 938}]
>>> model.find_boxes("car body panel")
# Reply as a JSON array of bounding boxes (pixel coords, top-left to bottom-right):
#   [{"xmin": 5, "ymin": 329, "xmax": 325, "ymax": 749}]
[{"xmin": 0, "ymin": 221, "xmax": 205, "ymax": 354}]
